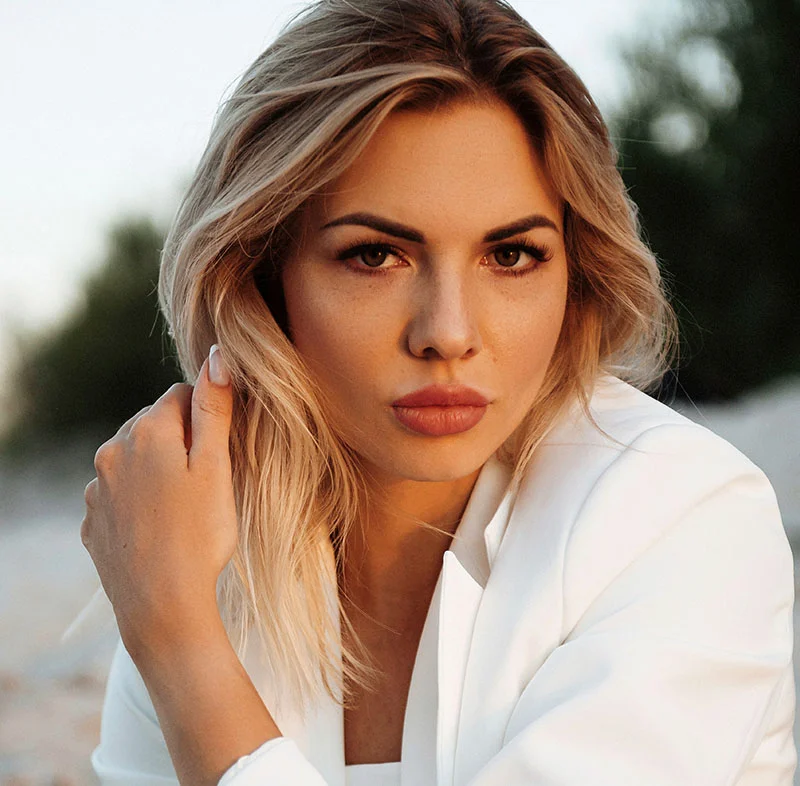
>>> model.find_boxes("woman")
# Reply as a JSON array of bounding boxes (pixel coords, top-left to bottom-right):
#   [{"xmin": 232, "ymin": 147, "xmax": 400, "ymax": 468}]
[{"xmin": 80, "ymin": 0, "xmax": 796, "ymax": 784}]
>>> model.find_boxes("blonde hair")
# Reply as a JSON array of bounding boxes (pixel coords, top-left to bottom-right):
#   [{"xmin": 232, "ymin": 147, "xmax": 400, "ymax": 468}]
[{"xmin": 156, "ymin": 0, "xmax": 677, "ymax": 717}]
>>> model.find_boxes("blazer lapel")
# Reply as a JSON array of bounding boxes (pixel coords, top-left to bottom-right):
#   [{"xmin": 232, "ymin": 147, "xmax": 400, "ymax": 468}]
[
  {"xmin": 434, "ymin": 551, "xmax": 485, "ymax": 786},
  {"xmin": 400, "ymin": 455, "xmax": 516, "ymax": 786}
]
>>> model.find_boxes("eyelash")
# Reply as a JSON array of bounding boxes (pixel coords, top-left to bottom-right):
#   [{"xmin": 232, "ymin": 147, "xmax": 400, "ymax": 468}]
[{"xmin": 333, "ymin": 236, "xmax": 553, "ymax": 278}]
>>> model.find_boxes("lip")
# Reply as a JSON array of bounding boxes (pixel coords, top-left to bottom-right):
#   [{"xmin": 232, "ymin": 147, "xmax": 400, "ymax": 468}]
[
  {"xmin": 391, "ymin": 384, "xmax": 490, "ymax": 408},
  {"xmin": 391, "ymin": 405, "xmax": 487, "ymax": 436},
  {"xmin": 390, "ymin": 384, "xmax": 490, "ymax": 436}
]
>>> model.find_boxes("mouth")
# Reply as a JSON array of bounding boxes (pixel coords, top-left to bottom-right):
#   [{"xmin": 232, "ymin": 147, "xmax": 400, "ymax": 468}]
[
  {"xmin": 391, "ymin": 383, "xmax": 490, "ymax": 408},
  {"xmin": 391, "ymin": 404, "xmax": 487, "ymax": 436}
]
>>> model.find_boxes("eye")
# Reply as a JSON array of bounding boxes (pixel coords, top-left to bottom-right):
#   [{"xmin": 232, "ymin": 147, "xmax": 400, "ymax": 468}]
[
  {"xmin": 334, "ymin": 238, "xmax": 554, "ymax": 277},
  {"xmin": 484, "ymin": 242, "xmax": 553, "ymax": 277},
  {"xmin": 335, "ymin": 241, "xmax": 405, "ymax": 275}
]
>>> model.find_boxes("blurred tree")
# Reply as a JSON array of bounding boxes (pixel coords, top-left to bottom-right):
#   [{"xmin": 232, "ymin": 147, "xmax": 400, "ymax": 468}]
[
  {"xmin": 613, "ymin": 0, "xmax": 799, "ymax": 400},
  {"xmin": 1, "ymin": 217, "xmax": 182, "ymax": 458}
]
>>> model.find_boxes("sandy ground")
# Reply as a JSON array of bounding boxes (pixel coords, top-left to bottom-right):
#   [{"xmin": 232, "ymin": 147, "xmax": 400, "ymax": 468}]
[{"xmin": 1, "ymin": 376, "xmax": 798, "ymax": 785}]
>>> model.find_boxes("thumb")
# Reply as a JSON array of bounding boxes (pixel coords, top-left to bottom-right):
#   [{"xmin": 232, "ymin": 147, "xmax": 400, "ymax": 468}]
[{"xmin": 189, "ymin": 343, "xmax": 233, "ymax": 466}]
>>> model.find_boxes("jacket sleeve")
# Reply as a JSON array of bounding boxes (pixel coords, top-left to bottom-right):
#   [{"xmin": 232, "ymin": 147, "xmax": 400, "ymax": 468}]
[
  {"xmin": 462, "ymin": 423, "xmax": 796, "ymax": 785},
  {"xmin": 91, "ymin": 637, "xmax": 180, "ymax": 785}
]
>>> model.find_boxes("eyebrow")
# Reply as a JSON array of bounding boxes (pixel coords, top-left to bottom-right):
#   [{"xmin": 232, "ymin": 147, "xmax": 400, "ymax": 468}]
[{"xmin": 320, "ymin": 211, "xmax": 559, "ymax": 243}]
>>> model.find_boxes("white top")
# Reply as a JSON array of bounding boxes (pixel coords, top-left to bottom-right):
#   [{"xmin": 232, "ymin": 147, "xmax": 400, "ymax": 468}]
[{"xmin": 344, "ymin": 761, "xmax": 401, "ymax": 786}]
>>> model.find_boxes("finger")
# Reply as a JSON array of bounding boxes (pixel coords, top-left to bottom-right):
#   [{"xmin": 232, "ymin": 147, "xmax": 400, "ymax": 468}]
[
  {"xmin": 142, "ymin": 383, "xmax": 193, "ymax": 450},
  {"xmin": 189, "ymin": 344, "xmax": 233, "ymax": 467},
  {"xmin": 80, "ymin": 513, "xmax": 92, "ymax": 550},
  {"xmin": 116, "ymin": 404, "xmax": 153, "ymax": 438},
  {"xmin": 84, "ymin": 477, "xmax": 98, "ymax": 508}
]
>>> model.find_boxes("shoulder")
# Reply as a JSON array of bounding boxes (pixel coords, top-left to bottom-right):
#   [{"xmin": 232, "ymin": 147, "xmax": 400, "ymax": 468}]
[
  {"xmin": 504, "ymin": 374, "xmax": 790, "ymax": 632},
  {"xmin": 530, "ymin": 373, "xmax": 785, "ymax": 539},
  {"xmin": 508, "ymin": 374, "xmax": 778, "ymax": 529},
  {"xmin": 535, "ymin": 372, "xmax": 776, "ymax": 497},
  {"xmin": 492, "ymin": 375, "xmax": 794, "ymax": 663}
]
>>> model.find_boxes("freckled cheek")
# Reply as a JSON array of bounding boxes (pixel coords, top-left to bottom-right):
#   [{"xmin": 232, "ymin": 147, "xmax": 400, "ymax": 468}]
[
  {"xmin": 289, "ymin": 293, "xmax": 391, "ymax": 409},
  {"xmin": 493, "ymin": 290, "xmax": 567, "ymax": 403},
  {"xmin": 284, "ymin": 271, "xmax": 345, "ymax": 352}
]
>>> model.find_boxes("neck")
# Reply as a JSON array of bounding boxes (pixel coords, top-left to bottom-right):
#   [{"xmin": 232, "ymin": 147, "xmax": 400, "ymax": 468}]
[{"xmin": 340, "ymin": 463, "xmax": 482, "ymax": 629}]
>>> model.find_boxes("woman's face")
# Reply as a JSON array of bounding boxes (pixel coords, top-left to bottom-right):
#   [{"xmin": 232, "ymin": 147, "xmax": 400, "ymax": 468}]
[{"xmin": 281, "ymin": 98, "xmax": 569, "ymax": 484}]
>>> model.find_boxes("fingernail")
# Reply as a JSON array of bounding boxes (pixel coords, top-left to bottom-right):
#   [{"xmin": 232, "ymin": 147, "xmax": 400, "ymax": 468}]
[{"xmin": 208, "ymin": 344, "xmax": 231, "ymax": 386}]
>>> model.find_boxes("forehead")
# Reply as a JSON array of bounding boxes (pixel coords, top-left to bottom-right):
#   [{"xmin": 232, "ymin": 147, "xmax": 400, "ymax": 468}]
[{"xmin": 306, "ymin": 98, "xmax": 563, "ymax": 238}]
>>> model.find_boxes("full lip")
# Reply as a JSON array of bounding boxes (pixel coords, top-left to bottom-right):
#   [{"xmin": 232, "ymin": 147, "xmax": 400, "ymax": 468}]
[{"xmin": 391, "ymin": 383, "xmax": 491, "ymax": 408}]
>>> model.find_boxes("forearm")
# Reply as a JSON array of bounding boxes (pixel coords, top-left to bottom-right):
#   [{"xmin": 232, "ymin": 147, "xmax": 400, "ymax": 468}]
[{"xmin": 124, "ymin": 611, "xmax": 283, "ymax": 786}]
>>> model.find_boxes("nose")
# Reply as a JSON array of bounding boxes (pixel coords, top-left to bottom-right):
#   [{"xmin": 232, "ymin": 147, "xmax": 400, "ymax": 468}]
[{"xmin": 406, "ymin": 263, "xmax": 483, "ymax": 360}]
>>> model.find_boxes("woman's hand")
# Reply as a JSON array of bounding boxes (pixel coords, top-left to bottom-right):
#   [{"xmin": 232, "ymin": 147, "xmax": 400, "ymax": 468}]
[{"xmin": 81, "ymin": 344, "xmax": 237, "ymax": 656}]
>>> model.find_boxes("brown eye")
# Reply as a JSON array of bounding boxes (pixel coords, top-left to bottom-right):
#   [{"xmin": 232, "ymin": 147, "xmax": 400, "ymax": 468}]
[
  {"xmin": 494, "ymin": 248, "xmax": 521, "ymax": 267},
  {"xmin": 360, "ymin": 247, "xmax": 389, "ymax": 267},
  {"xmin": 335, "ymin": 241, "xmax": 405, "ymax": 275},
  {"xmin": 483, "ymin": 242, "xmax": 553, "ymax": 277}
]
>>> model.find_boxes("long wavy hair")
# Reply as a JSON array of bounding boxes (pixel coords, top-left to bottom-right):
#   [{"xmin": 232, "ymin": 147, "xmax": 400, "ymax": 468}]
[{"xmin": 155, "ymin": 0, "xmax": 677, "ymax": 717}]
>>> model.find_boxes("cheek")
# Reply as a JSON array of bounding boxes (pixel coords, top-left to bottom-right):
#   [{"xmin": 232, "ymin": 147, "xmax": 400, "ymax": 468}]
[
  {"xmin": 282, "ymin": 264, "xmax": 336, "ymax": 353},
  {"xmin": 493, "ymin": 278, "xmax": 568, "ymax": 392},
  {"xmin": 282, "ymin": 271, "xmax": 389, "ymax": 403}
]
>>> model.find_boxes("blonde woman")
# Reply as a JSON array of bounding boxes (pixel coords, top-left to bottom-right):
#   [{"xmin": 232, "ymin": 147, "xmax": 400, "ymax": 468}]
[{"xmin": 79, "ymin": 0, "xmax": 796, "ymax": 784}]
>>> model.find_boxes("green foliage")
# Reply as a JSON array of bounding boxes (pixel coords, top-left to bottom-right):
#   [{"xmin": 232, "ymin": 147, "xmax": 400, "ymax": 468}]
[
  {"xmin": 613, "ymin": 0, "xmax": 800, "ymax": 400},
  {"xmin": 2, "ymin": 217, "xmax": 183, "ymax": 458}
]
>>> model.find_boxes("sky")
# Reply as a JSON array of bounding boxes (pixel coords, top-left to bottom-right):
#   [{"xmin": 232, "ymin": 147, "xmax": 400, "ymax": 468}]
[{"xmin": 0, "ymin": 0, "xmax": 681, "ymax": 392}]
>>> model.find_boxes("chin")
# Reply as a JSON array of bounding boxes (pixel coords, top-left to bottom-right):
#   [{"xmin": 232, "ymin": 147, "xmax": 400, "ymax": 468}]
[{"xmin": 363, "ymin": 442, "xmax": 495, "ymax": 484}]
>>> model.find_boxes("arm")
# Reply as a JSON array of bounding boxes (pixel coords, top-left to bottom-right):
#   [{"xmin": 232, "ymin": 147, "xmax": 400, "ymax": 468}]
[
  {"xmin": 92, "ymin": 630, "xmax": 327, "ymax": 786},
  {"xmin": 121, "ymin": 608, "xmax": 282, "ymax": 786},
  {"xmin": 84, "ymin": 345, "xmax": 327, "ymax": 786}
]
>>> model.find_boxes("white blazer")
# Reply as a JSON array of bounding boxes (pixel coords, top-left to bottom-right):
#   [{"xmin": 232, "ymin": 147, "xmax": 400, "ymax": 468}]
[{"xmin": 90, "ymin": 374, "xmax": 797, "ymax": 785}]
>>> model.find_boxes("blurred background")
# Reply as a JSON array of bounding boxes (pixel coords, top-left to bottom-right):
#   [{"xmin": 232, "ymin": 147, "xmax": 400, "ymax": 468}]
[{"xmin": 1, "ymin": 0, "xmax": 798, "ymax": 783}]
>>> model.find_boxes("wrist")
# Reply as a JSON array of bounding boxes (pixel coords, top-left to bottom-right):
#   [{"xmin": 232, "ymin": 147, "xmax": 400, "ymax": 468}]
[{"xmin": 119, "ymin": 593, "xmax": 227, "ymax": 669}]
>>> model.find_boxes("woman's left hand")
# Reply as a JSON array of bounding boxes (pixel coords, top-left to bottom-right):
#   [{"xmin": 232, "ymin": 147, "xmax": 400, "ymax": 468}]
[{"xmin": 81, "ymin": 345, "xmax": 238, "ymax": 656}]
